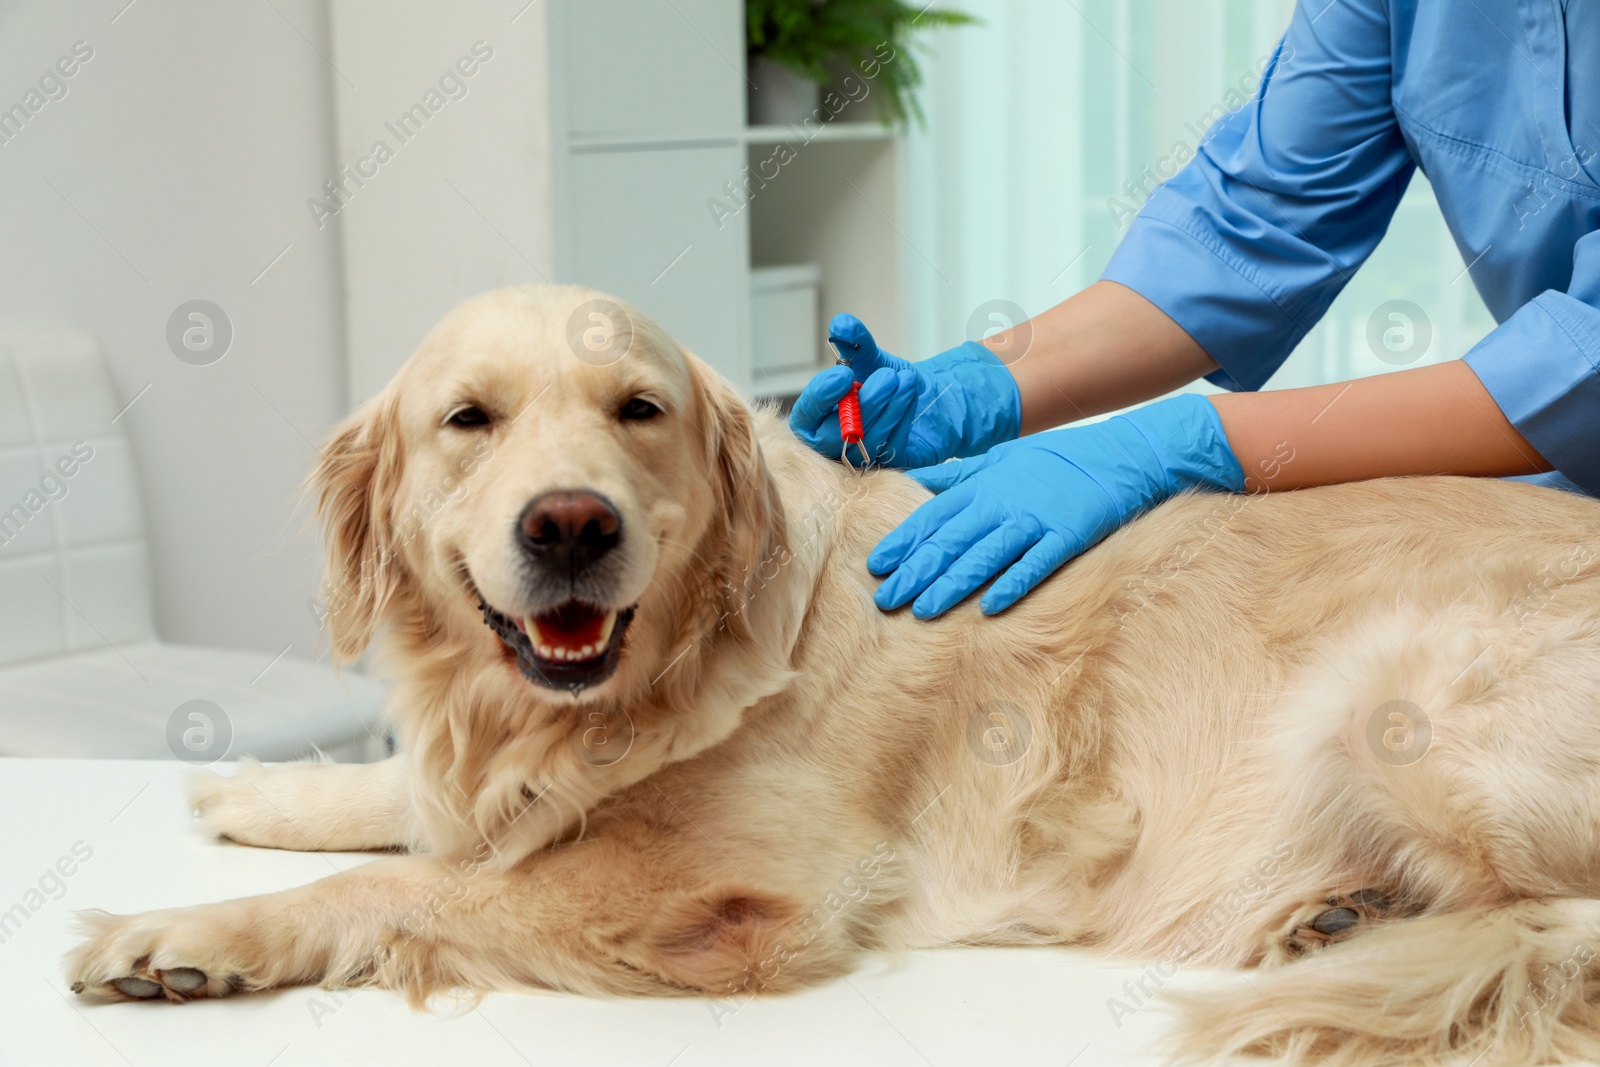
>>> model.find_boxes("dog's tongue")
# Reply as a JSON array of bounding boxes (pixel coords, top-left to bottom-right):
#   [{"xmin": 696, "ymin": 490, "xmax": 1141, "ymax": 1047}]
[{"xmin": 523, "ymin": 603, "xmax": 615, "ymax": 662}]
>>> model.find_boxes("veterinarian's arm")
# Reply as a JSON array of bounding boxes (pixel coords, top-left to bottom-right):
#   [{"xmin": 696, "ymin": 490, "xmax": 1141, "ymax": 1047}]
[
  {"xmin": 1204, "ymin": 218, "xmax": 1600, "ymax": 496},
  {"xmin": 1211, "ymin": 360, "xmax": 1550, "ymax": 493},
  {"xmin": 795, "ymin": 0, "xmax": 1402, "ymax": 472},
  {"xmin": 1001, "ymin": 280, "xmax": 1220, "ymax": 433},
  {"xmin": 1090, "ymin": 0, "xmax": 1413, "ymax": 407}
]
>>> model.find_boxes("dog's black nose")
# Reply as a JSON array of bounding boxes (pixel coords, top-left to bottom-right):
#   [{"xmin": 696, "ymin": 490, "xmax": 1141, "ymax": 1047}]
[{"xmin": 517, "ymin": 491, "xmax": 621, "ymax": 574}]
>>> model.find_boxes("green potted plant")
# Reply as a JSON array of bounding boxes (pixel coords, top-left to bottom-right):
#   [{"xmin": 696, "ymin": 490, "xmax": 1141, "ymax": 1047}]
[{"xmin": 746, "ymin": 0, "xmax": 974, "ymax": 127}]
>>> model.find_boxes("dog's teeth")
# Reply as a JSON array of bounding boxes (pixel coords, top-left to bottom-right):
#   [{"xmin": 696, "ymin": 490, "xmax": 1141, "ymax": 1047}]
[{"xmin": 527, "ymin": 611, "xmax": 620, "ymax": 664}]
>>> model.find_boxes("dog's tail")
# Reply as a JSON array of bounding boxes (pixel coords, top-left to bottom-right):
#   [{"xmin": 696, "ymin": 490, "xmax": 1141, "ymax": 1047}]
[{"xmin": 1166, "ymin": 897, "xmax": 1600, "ymax": 1066}]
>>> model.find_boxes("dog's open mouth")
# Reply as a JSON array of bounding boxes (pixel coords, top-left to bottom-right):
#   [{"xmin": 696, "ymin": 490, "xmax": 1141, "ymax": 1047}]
[{"xmin": 480, "ymin": 598, "xmax": 636, "ymax": 693}]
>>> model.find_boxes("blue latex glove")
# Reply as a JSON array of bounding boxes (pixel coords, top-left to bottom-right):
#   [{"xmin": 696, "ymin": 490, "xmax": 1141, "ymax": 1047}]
[
  {"xmin": 869, "ymin": 394, "xmax": 1246, "ymax": 619},
  {"xmin": 788, "ymin": 314, "xmax": 1022, "ymax": 469}
]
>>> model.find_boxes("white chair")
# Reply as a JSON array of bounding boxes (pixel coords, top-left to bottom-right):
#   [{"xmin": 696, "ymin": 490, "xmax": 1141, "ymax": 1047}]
[{"xmin": 0, "ymin": 337, "xmax": 386, "ymax": 761}]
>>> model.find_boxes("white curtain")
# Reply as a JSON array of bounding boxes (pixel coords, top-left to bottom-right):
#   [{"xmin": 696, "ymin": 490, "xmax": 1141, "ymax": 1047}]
[{"xmin": 902, "ymin": 0, "xmax": 1495, "ymax": 398}]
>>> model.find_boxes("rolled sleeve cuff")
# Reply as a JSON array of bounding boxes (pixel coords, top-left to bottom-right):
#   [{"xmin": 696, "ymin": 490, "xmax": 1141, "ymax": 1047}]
[
  {"xmin": 1463, "ymin": 291, "xmax": 1600, "ymax": 497},
  {"xmin": 1101, "ymin": 189, "xmax": 1313, "ymax": 392}
]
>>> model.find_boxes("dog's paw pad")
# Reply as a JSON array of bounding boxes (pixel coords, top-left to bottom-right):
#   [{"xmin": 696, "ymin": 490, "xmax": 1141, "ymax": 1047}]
[
  {"xmin": 78, "ymin": 963, "xmax": 219, "ymax": 1002},
  {"xmin": 161, "ymin": 968, "xmax": 209, "ymax": 993},
  {"xmin": 112, "ymin": 976, "xmax": 164, "ymax": 999},
  {"xmin": 1308, "ymin": 906, "xmax": 1359, "ymax": 936},
  {"xmin": 1277, "ymin": 889, "xmax": 1401, "ymax": 958}
]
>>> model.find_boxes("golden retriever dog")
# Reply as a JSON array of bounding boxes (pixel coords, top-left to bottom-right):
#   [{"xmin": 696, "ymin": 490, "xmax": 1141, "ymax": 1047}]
[{"xmin": 67, "ymin": 286, "xmax": 1600, "ymax": 1066}]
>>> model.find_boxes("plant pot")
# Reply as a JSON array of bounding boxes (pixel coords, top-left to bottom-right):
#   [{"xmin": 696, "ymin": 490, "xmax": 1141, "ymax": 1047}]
[{"xmin": 747, "ymin": 54, "xmax": 821, "ymax": 126}]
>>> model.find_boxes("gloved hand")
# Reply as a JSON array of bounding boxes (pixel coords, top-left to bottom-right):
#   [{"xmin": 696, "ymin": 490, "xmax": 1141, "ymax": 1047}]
[
  {"xmin": 788, "ymin": 313, "xmax": 1022, "ymax": 469},
  {"xmin": 868, "ymin": 393, "xmax": 1245, "ymax": 619}
]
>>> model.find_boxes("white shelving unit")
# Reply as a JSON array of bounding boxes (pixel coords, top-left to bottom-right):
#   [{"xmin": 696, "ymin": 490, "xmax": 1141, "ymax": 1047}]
[{"xmin": 745, "ymin": 121, "xmax": 897, "ymax": 145}]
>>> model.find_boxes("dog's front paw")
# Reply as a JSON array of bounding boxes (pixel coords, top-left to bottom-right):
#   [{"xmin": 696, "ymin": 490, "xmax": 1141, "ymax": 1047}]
[
  {"xmin": 66, "ymin": 909, "xmax": 248, "ymax": 1001},
  {"xmin": 189, "ymin": 760, "xmax": 316, "ymax": 850}
]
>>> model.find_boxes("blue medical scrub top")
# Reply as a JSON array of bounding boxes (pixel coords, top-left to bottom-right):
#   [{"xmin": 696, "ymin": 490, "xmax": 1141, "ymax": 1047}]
[{"xmin": 1102, "ymin": 0, "xmax": 1600, "ymax": 495}]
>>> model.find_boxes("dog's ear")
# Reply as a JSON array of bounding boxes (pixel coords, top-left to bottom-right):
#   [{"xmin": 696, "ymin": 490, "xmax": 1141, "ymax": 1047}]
[
  {"xmin": 310, "ymin": 393, "xmax": 405, "ymax": 662},
  {"xmin": 689, "ymin": 353, "xmax": 785, "ymax": 637}
]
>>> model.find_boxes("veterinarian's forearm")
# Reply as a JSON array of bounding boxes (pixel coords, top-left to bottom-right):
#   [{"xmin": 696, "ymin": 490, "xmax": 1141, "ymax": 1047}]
[
  {"xmin": 1209, "ymin": 359, "xmax": 1552, "ymax": 493},
  {"xmin": 998, "ymin": 281, "xmax": 1220, "ymax": 434}
]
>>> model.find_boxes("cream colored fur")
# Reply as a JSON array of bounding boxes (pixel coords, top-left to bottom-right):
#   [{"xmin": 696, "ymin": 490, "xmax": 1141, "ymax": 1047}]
[{"xmin": 67, "ymin": 287, "xmax": 1600, "ymax": 1066}]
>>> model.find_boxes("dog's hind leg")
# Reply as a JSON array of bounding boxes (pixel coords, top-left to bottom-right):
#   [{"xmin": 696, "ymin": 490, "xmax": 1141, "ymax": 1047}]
[
  {"xmin": 1171, "ymin": 897, "xmax": 1600, "ymax": 1067},
  {"xmin": 188, "ymin": 754, "xmax": 417, "ymax": 853},
  {"xmin": 1185, "ymin": 590, "xmax": 1600, "ymax": 1062}
]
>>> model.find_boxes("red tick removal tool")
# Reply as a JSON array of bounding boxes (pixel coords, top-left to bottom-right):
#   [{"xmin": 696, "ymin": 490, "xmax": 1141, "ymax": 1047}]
[{"xmin": 828, "ymin": 338, "xmax": 872, "ymax": 472}]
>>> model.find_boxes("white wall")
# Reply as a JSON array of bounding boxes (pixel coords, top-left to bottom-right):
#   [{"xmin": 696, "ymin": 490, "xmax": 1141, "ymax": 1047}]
[
  {"xmin": 0, "ymin": 0, "xmax": 348, "ymax": 657},
  {"xmin": 329, "ymin": 0, "xmax": 556, "ymax": 404}
]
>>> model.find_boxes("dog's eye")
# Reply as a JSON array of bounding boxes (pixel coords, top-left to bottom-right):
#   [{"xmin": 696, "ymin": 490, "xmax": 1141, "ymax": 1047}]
[
  {"xmin": 620, "ymin": 397, "xmax": 661, "ymax": 421},
  {"xmin": 444, "ymin": 405, "xmax": 490, "ymax": 429}
]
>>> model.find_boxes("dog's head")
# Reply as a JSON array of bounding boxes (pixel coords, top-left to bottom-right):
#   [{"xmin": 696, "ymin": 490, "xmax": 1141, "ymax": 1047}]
[{"xmin": 312, "ymin": 286, "xmax": 782, "ymax": 704}]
